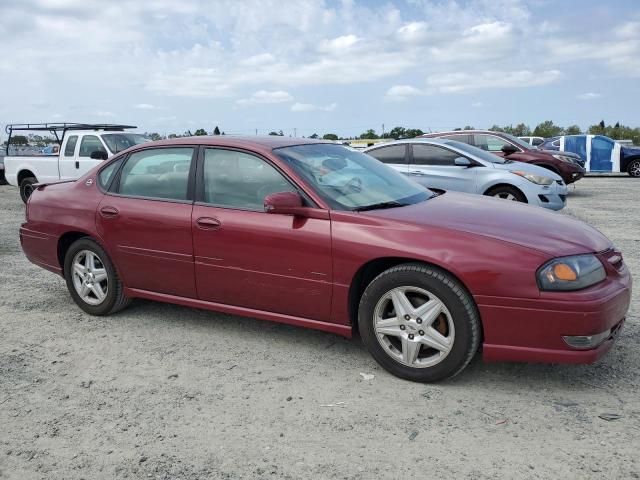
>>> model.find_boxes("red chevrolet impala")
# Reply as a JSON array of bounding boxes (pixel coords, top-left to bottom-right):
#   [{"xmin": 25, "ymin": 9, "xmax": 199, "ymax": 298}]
[{"xmin": 19, "ymin": 137, "xmax": 631, "ymax": 382}]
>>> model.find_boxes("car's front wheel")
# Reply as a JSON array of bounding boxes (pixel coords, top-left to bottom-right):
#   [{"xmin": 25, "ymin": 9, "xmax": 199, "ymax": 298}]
[
  {"xmin": 358, "ymin": 263, "xmax": 481, "ymax": 382},
  {"xmin": 628, "ymin": 159, "xmax": 640, "ymax": 178},
  {"xmin": 486, "ymin": 185, "xmax": 527, "ymax": 202},
  {"xmin": 64, "ymin": 238, "xmax": 131, "ymax": 315}
]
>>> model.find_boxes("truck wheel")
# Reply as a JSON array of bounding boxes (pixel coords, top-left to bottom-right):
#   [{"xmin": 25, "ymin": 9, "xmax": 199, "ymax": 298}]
[
  {"xmin": 0, "ymin": 171, "xmax": 7, "ymax": 186},
  {"xmin": 20, "ymin": 176, "xmax": 37, "ymax": 203},
  {"xmin": 628, "ymin": 160, "xmax": 640, "ymax": 178}
]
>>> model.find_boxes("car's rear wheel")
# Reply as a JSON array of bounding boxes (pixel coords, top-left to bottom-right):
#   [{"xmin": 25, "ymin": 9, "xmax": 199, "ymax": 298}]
[
  {"xmin": 486, "ymin": 185, "xmax": 527, "ymax": 202},
  {"xmin": 64, "ymin": 238, "xmax": 131, "ymax": 315},
  {"xmin": 19, "ymin": 176, "xmax": 37, "ymax": 203},
  {"xmin": 358, "ymin": 263, "xmax": 480, "ymax": 382},
  {"xmin": 628, "ymin": 159, "xmax": 640, "ymax": 178}
]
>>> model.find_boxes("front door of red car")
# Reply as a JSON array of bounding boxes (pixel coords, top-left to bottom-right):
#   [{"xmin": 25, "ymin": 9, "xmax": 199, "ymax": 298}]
[
  {"xmin": 191, "ymin": 147, "xmax": 332, "ymax": 321},
  {"xmin": 95, "ymin": 147, "xmax": 197, "ymax": 298}
]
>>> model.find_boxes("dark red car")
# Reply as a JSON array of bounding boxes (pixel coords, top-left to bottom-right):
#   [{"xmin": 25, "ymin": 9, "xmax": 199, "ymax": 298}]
[
  {"xmin": 20, "ymin": 137, "xmax": 630, "ymax": 382},
  {"xmin": 421, "ymin": 130, "xmax": 585, "ymax": 184}
]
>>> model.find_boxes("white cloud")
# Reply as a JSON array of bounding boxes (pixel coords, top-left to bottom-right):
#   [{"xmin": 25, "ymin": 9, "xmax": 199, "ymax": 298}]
[
  {"xmin": 134, "ymin": 103, "xmax": 158, "ymax": 110},
  {"xmin": 385, "ymin": 85, "xmax": 425, "ymax": 101},
  {"xmin": 426, "ymin": 70, "xmax": 562, "ymax": 93},
  {"xmin": 577, "ymin": 92, "xmax": 602, "ymax": 100},
  {"xmin": 291, "ymin": 102, "xmax": 337, "ymax": 112},
  {"xmin": 237, "ymin": 90, "xmax": 293, "ymax": 106},
  {"xmin": 94, "ymin": 110, "xmax": 116, "ymax": 117},
  {"xmin": 471, "ymin": 101, "xmax": 484, "ymax": 108},
  {"xmin": 318, "ymin": 35, "xmax": 360, "ymax": 53}
]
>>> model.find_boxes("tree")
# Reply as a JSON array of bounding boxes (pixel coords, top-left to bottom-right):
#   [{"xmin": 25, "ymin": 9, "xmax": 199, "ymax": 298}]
[
  {"xmin": 168, "ymin": 133, "xmax": 180, "ymax": 138},
  {"xmin": 404, "ymin": 128, "xmax": 424, "ymax": 138},
  {"xmin": 388, "ymin": 126, "xmax": 406, "ymax": 139},
  {"xmin": 149, "ymin": 132, "xmax": 162, "ymax": 141},
  {"xmin": 489, "ymin": 125, "xmax": 505, "ymax": 132},
  {"xmin": 359, "ymin": 129, "xmax": 378, "ymax": 140},
  {"xmin": 194, "ymin": 128, "xmax": 207, "ymax": 136},
  {"xmin": 213, "ymin": 126, "xmax": 221, "ymax": 135},
  {"xmin": 563, "ymin": 125, "xmax": 581, "ymax": 135},
  {"xmin": 533, "ymin": 120, "xmax": 563, "ymax": 138},
  {"xmin": 599, "ymin": 120, "xmax": 605, "ymax": 130},
  {"xmin": 309, "ymin": 133, "xmax": 319, "ymax": 139},
  {"xmin": 462, "ymin": 125, "xmax": 474, "ymax": 131},
  {"xmin": 268, "ymin": 131, "xmax": 280, "ymax": 136},
  {"xmin": 512, "ymin": 123, "xmax": 531, "ymax": 137},
  {"xmin": 322, "ymin": 133, "xmax": 338, "ymax": 141}
]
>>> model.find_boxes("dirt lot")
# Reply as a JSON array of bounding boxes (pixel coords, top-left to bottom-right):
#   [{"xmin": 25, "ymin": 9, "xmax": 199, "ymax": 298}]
[{"xmin": 0, "ymin": 178, "xmax": 638, "ymax": 479}]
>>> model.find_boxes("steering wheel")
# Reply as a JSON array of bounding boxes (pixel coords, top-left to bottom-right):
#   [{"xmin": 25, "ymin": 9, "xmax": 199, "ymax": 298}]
[{"xmin": 344, "ymin": 177, "xmax": 362, "ymax": 193}]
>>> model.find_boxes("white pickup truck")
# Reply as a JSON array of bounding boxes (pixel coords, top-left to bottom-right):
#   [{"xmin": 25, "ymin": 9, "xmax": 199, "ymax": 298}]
[{"xmin": 4, "ymin": 123, "xmax": 147, "ymax": 202}]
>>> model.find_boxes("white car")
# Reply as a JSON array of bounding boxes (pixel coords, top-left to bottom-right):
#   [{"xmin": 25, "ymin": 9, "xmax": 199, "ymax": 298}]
[
  {"xmin": 519, "ymin": 136, "xmax": 545, "ymax": 147},
  {"xmin": 364, "ymin": 138, "xmax": 568, "ymax": 210},
  {"xmin": 4, "ymin": 123, "xmax": 147, "ymax": 202}
]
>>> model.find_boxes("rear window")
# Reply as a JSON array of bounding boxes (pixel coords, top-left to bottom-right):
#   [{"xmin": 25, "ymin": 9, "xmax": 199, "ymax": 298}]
[{"xmin": 64, "ymin": 136, "xmax": 78, "ymax": 157}]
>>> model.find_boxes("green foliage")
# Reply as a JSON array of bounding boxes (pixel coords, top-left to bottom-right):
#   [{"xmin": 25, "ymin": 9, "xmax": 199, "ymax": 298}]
[
  {"xmin": 533, "ymin": 120, "xmax": 563, "ymax": 138},
  {"xmin": 309, "ymin": 133, "xmax": 319, "ymax": 139},
  {"xmin": 193, "ymin": 128, "xmax": 207, "ymax": 136},
  {"xmin": 9, "ymin": 135, "xmax": 29, "ymax": 145},
  {"xmin": 213, "ymin": 126, "xmax": 221, "ymax": 135},
  {"xmin": 563, "ymin": 125, "xmax": 581, "ymax": 135},
  {"xmin": 322, "ymin": 133, "xmax": 338, "ymax": 140},
  {"xmin": 148, "ymin": 132, "xmax": 162, "ymax": 141},
  {"xmin": 359, "ymin": 129, "xmax": 378, "ymax": 140}
]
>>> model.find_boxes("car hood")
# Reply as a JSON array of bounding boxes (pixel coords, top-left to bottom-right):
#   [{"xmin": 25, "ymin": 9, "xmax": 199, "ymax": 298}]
[
  {"xmin": 490, "ymin": 160, "xmax": 563, "ymax": 180},
  {"xmin": 365, "ymin": 191, "xmax": 611, "ymax": 256},
  {"xmin": 622, "ymin": 146, "xmax": 640, "ymax": 156},
  {"xmin": 539, "ymin": 149, "xmax": 581, "ymax": 159}
]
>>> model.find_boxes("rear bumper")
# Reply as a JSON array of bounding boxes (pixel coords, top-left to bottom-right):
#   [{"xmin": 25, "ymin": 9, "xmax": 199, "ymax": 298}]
[
  {"xmin": 19, "ymin": 225, "xmax": 62, "ymax": 275},
  {"xmin": 476, "ymin": 271, "xmax": 631, "ymax": 364}
]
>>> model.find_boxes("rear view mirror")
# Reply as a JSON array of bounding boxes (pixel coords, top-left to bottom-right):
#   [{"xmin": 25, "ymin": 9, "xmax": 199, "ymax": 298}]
[
  {"xmin": 90, "ymin": 150, "xmax": 108, "ymax": 160},
  {"xmin": 454, "ymin": 157, "xmax": 471, "ymax": 167},
  {"xmin": 264, "ymin": 191, "xmax": 305, "ymax": 215},
  {"xmin": 501, "ymin": 144, "xmax": 518, "ymax": 155}
]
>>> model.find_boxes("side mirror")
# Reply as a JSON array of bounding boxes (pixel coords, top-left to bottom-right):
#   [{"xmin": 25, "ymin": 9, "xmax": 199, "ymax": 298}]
[
  {"xmin": 90, "ymin": 150, "xmax": 108, "ymax": 160},
  {"xmin": 501, "ymin": 144, "xmax": 518, "ymax": 156},
  {"xmin": 454, "ymin": 157, "xmax": 472, "ymax": 167},
  {"xmin": 264, "ymin": 191, "xmax": 305, "ymax": 215}
]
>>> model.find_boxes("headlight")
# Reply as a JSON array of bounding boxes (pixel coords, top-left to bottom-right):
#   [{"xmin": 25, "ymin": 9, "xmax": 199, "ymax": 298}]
[
  {"xmin": 510, "ymin": 170, "xmax": 553, "ymax": 185},
  {"xmin": 553, "ymin": 154, "xmax": 577, "ymax": 164},
  {"xmin": 537, "ymin": 254, "xmax": 606, "ymax": 291}
]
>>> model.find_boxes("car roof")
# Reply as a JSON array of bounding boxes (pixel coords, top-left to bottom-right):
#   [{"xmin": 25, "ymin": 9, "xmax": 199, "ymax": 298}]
[
  {"xmin": 134, "ymin": 135, "xmax": 330, "ymax": 150},
  {"xmin": 363, "ymin": 138, "xmax": 454, "ymax": 150},
  {"xmin": 421, "ymin": 130, "xmax": 506, "ymax": 137}
]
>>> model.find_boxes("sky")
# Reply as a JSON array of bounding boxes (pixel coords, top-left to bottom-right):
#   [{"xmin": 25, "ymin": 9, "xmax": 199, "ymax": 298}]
[{"xmin": 1, "ymin": 0, "xmax": 639, "ymax": 138}]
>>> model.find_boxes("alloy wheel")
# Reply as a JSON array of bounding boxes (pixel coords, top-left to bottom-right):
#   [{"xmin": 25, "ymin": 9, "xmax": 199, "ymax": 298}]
[
  {"xmin": 71, "ymin": 250, "xmax": 109, "ymax": 305},
  {"xmin": 493, "ymin": 191, "xmax": 517, "ymax": 201},
  {"xmin": 373, "ymin": 286, "xmax": 455, "ymax": 368}
]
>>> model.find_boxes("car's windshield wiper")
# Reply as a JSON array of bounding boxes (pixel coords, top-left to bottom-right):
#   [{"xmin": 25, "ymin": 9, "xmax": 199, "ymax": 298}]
[{"xmin": 353, "ymin": 201, "xmax": 408, "ymax": 212}]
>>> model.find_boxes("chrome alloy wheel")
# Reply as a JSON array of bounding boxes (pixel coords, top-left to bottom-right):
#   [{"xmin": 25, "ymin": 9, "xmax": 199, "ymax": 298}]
[
  {"xmin": 71, "ymin": 250, "xmax": 109, "ymax": 305},
  {"xmin": 373, "ymin": 286, "xmax": 455, "ymax": 368},
  {"xmin": 630, "ymin": 160, "xmax": 640, "ymax": 177},
  {"xmin": 493, "ymin": 191, "xmax": 517, "ymax": 201}
]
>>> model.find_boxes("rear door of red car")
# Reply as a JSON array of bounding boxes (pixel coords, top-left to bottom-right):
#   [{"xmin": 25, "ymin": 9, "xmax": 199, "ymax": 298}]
[
  {"xmin": 191, "ymin": 147, "xmax": 333, "ymax": 321},
  {"xmin": 95, "ymin": 146, "xmax": 197, "ymax": 298}
]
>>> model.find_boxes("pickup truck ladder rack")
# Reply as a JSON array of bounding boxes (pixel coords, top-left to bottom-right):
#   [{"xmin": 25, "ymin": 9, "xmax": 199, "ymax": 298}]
[{"xmin": 5, "ymin": 123, "xmax": 137, "ymax": 154}]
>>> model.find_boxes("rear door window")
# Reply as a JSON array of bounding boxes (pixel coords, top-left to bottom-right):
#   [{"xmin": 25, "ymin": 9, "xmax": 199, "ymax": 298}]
[
  {"xmin": 440, "ymin": 134, "xmax": 471, "ymax": 145},
  {"xmin": 411, "ymin": 144, "xmax": 460, "ymax": 166},
  {"xmin": 117, "ymin": 148, "xmax": 193, "ymax": 201},
  {"xmin": 366, "ymin": 145, "xmax": 408, "ymax": 164},
  {"xmin": 474, "ymin": 134, "xmax": 513, "ymax": 152},
  {"xmin": 64, "ymin": 136, "xmax": 78, "ymax": 156}
]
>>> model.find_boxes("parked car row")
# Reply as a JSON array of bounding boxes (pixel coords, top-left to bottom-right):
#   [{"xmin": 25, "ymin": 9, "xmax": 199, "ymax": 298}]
[{"xmin": 17, "ymin": 135, "xmax": 631, "ymax": 383}]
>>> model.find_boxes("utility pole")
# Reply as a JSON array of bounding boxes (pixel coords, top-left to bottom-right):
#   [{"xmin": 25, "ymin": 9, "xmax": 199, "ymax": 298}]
[
  {"xmin": 382, "ymin": 123, "xmax": 385, "ymax": 137},
  {"xmin": 294, "ymin": 127, "xmax": 297, "ymax": 137},
  {"xmin": 255, "ymin": 128, "xmax": 258, "ymax": 136}
]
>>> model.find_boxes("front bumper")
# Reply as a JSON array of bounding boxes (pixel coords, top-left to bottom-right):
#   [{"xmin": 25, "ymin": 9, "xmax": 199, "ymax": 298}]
[
  {"xmin": 524, "ymin": 181, "xmax": 568, "ymax": 211},
  {"xmin": 476, "ymin": 261, "xmax": 631, "ymax": 364}
]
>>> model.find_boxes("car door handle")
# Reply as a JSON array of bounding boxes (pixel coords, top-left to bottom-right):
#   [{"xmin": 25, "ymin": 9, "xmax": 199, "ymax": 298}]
[
  {"xmin": 99, "ymin": 206, "xmax": 119, "ymax": 218},
  {"xmin": 196, "ymin": 217, "xmax": 221, "ymax": 230},
  {"xmin": 409, "ymin": 170, "xmax": 426, "ymax": 175}
]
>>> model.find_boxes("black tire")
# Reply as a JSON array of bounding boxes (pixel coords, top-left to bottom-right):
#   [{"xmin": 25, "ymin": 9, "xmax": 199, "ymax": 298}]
[
  {"xmin": 20, "ymin": 176, "xmax": 37, "ymax": 203},
  {"xmin": 485, "ymin": 185, "xmax": 527, "ymax": 203},
  {"xmin": 628, "ymin": 159, "xmax": 640, "ymax": 178},
  {"xmin": 63, "ymin": 238, "xmax": 131, "ymax": 315},
  {"xmin": 358, "ymin": 263, "xmax": 481, "ymax": 382},
  {"xmin": 0, "ymin": 170, "xmax": 7, "ymax": 186}
]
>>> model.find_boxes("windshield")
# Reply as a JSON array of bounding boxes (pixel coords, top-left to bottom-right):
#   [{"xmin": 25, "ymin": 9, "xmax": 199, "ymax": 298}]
[
  {"xmin": 501, "ymin": 133, "xmax": 534, "ymax": 151},
  {"xmin": 441, "ymin": 140, "xmax": 510, "ymax": 164},
  {"xmin": 102, "ymin": 133, "xmax": 149, "ymax": 154},
  {"xmin": 274, "ymin": 143, "xmax": 432, "ymax": 211}
]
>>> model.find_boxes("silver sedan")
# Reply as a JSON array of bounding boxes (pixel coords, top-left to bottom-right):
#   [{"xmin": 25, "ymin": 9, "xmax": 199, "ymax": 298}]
[{"xmin": 364, "ymin": 138, "xmax": 568, "ymax": 210}]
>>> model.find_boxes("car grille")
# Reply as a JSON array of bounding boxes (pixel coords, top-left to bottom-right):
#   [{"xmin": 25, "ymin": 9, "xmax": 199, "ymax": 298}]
[
  {"xmin": 556, "ymin": 180, "xmax": 564, "ymax": 185},
  {"xmin": 559, "ymin": 194, "xmax": 566, "ymax": 202}
]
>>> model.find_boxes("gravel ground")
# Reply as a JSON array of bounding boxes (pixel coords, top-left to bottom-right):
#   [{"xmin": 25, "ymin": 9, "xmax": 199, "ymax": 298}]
[{"xmin": 0, "ymin": 179, "xmax": 638, "ymax": 479}]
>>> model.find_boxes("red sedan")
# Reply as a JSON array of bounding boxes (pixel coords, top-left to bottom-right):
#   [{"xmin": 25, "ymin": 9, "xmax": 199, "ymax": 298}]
[{"xmin": 19, "ymin": 137, "xmax": 631, "ymax": 382}]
